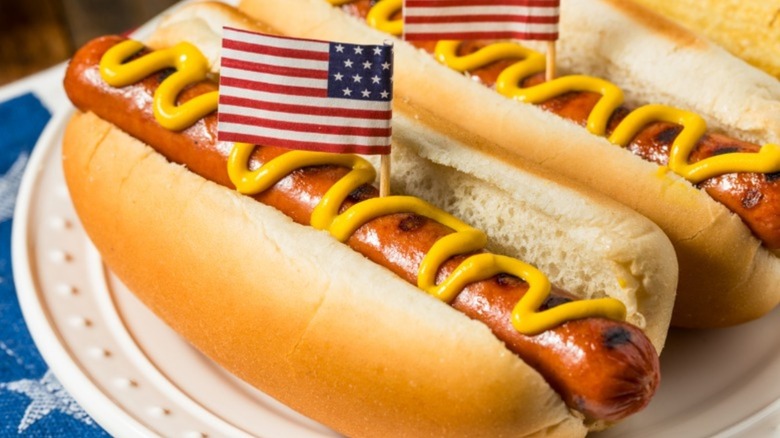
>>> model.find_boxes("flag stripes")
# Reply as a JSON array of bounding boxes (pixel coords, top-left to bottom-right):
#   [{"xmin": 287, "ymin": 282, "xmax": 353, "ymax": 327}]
[
  {"xmin": 218, "ymin": 27, "xmax": 393, "ymax": 154},
  {"xmin": 403, "ymin": 0, "xmax": 560, "ymax": 41}
]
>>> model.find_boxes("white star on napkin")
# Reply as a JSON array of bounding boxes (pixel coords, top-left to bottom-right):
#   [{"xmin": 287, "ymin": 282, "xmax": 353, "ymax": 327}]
[
  {"xmin": 0, "ymin": 152, "xmax": 28, "ymax": 223},
  {"xmin": 0, "ymin": 370, "xmax": 94, "ymax": 433}
]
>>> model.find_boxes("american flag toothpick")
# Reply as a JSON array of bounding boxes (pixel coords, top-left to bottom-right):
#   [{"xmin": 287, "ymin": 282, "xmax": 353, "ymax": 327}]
[
  {"xmin": 402, "ymin": 0, "xmax": 560, "ymax": 80},
  {"xmin": 217, "ymin": 27, "xmax": 395, "ymax": 196}
]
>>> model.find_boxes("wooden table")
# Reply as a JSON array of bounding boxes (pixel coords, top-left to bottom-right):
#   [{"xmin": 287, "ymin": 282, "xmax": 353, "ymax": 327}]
[{"xmin": 0, "ymin": 0, "xmax": 179, "ymax": 86}]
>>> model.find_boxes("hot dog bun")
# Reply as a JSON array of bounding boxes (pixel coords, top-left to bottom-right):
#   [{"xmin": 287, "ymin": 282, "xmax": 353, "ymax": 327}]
[
  {"xmin": 65, "ymin": 111, "xmax": 589, "ymax": 437},
  {"xmin": 234, "ymin": 0, "xmax": 780, "ymax": 328},
  {"xmin": 61, "ymin": 3, "xmax": 678, "ymax": 435},
  {"xmin": 627, "ymin": 0, "xmax": 780, "ymax": 80}
]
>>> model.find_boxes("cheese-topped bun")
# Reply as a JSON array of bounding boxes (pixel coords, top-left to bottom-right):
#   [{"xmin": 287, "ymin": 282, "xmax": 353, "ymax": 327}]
[{"xmin": 627, "ymin": 0, "xmax": 780, "ymax": 80}]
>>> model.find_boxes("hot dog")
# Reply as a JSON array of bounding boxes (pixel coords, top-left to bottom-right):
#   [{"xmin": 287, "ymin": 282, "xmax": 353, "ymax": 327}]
[
  {"xmin": 235, "ymin": 0, "xmax": 780, "ymax": 328},
  {"xmin": 60, "ymin": 2, "xmax": 677, "ymax": 436}
]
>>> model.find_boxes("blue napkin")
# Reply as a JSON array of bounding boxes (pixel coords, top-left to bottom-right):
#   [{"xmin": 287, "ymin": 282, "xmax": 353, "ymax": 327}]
[{"xmin": 0, "ymin": 92, "xmax": 108, "ymax": 436}]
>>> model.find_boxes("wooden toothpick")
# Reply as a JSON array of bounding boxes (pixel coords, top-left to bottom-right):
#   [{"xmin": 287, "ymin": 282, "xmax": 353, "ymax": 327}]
[
  {"xmin": 380, "ymin": 154, "xmax": 391, "ymax": 197},
  {"xmin": 546, "ymin": 40, "xmax": 557, "ymax": 81}
]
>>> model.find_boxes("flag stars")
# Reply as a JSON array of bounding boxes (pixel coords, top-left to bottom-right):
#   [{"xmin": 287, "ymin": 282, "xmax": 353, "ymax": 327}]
[{"xmin": 328, "ymin": 41, "xmax": 392, "ymax": 101}]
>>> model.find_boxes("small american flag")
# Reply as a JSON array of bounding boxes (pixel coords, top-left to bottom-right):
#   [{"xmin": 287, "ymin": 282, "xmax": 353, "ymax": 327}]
[
  {"xmin": 218, "ymin": 27, "xmax": 393, "ymax": 154},
  {"xmin": 403, "ymin": 0, "xmax": 560, "ymax": 41}
]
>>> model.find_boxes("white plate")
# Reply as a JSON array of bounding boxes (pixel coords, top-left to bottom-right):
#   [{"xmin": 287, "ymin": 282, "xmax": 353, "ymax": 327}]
[
  {"xmin": 12, "ymin": 103, "xmax": 342, "ymax": 437},
  {"xmin": 11, "ymin": 7, "xmax": 780, "ymax": 438}
]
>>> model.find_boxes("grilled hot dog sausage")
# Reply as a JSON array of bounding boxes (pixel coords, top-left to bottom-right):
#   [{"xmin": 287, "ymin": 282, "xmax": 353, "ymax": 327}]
[{"xmin": 64, "ymin": 35, "xmax": 661, "ymax": 422}]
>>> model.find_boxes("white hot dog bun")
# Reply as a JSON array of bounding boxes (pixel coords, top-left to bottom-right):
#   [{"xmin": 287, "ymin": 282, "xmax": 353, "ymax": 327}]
[
  {"xmin": 62, "ymin": 2, "xmax": 678, "ymax": 435},
  {"xmin": 234, "ymin": 0, "xmax": 780, "ymax": 328},
  {"xmin": 65, "ymin": 110, "xmax": 588, "ymax": 437}
]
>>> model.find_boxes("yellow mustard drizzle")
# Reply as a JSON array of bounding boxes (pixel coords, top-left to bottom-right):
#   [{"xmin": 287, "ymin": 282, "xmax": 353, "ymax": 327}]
[
  {"xmin": 227, "ymin": 142, "xmax": 626, "ymax": 334},
  {"xmin": 99, "ymin": 37, "xmax": 627, "ymax": 335},
  {"xmin": 99, "ymin": 39, "xmax": 219, "ymax": 131},
  {"xmin": 342, "ymin": 0, "xmax": 780, "ymax": 184},
  {"xmin": 366, "ymin": 0, "xmax": 403, "ymax": 36}
]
